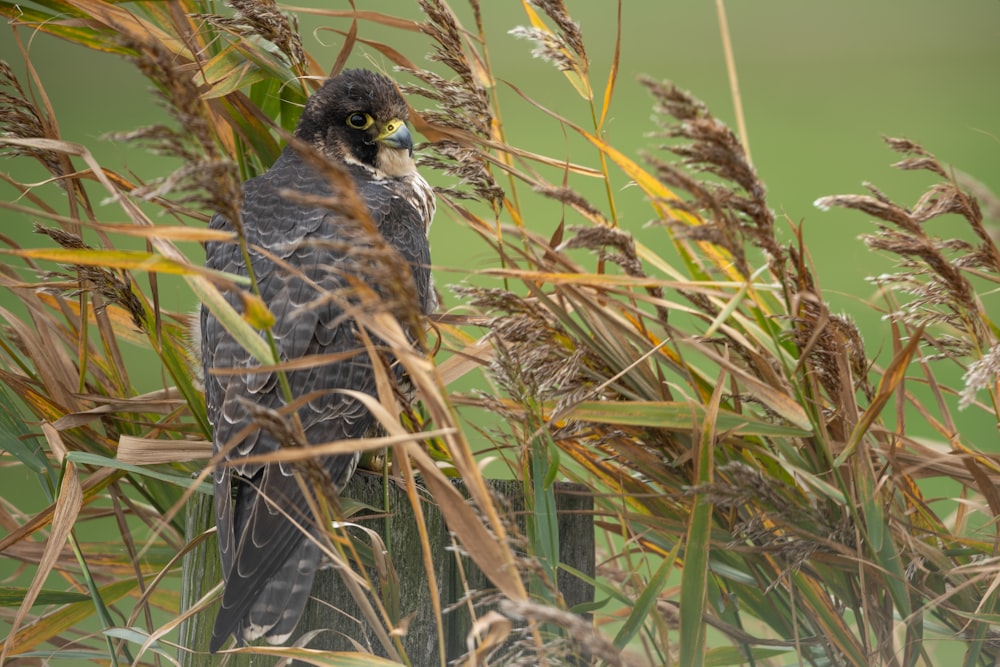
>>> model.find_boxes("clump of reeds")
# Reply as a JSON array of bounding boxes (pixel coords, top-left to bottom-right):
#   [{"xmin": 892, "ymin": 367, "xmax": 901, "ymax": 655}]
[{"xmin": 1, "ymin": 1, "xmax": 998, "ymax": 666}]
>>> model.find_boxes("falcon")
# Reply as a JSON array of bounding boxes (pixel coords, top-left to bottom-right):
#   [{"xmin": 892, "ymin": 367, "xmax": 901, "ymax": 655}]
[{"xmin": 200, "ymin": 68, "xmax": 435, "ymax": 652}]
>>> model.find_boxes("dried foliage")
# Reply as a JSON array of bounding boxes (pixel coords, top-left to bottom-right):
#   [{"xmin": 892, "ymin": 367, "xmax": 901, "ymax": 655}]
[{"xmin": 1, "ymin": 1, "xmax": 998, "ymax": 667}]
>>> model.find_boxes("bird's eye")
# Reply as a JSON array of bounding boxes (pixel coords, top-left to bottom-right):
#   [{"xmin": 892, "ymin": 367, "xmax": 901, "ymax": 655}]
[{"xmin": 346, "ymin": 113, "xmax": 373, "ymax": 130}]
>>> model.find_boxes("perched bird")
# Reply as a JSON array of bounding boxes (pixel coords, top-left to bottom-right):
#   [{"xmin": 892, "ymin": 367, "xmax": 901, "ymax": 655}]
[{"xmin": 201, "ymin": 69, "xmax": 435, "ymax": 652}]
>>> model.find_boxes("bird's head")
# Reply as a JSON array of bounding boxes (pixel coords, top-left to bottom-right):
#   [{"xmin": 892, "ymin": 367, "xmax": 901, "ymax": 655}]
[{"xmin": 295, "ymin": 69, "xmax": 417, "ymax": 178}]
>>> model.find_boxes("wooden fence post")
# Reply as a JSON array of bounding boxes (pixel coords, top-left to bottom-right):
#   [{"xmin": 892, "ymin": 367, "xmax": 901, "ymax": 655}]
[{"xmin": 179, "ymin": 473, "xmax": 594, "ymax": 665}]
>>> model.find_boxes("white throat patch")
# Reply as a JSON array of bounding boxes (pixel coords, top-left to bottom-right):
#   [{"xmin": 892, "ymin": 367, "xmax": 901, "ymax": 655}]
[{"xmin": 375, "ymin": 147, "xmax": 417, "ymax": 178}]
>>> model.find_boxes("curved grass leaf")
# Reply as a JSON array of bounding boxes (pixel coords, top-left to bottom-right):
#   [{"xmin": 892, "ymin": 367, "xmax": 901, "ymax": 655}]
[
  {"xmin": 0, "ymin": 587, "xmax": 91, "ymax": 607},
  {"xmin": 565, "ymin": 399, "xmax": 811, "ymax": 436}
]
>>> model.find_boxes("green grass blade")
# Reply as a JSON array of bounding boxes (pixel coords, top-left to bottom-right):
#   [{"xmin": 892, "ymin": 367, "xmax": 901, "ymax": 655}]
[
  {"xmin": 679, "ymin": 373, "xmax": 723, "ymax": 667},
  {"xmin": 613, "ymin": 541, "xmax": 679, "ymax": 650}
]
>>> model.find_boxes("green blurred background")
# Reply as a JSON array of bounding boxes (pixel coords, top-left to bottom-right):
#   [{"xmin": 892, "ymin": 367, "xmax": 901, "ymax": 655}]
[
  {"xmin": 2, "ymin": 0, "xmax": 998, "ymax": 507},
  {"xmin": 1, "ymin": 0, "xmax": 999, "ymax": 655},
  {"xmin": 3, "ymin": 0, "xmax": 998, "ymax": 342}
]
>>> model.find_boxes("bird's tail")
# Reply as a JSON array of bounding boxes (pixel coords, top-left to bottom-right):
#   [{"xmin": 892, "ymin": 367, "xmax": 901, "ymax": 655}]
[{"xmin": 209, "ymin": 537, "xmax": 321, "ymax": 652}]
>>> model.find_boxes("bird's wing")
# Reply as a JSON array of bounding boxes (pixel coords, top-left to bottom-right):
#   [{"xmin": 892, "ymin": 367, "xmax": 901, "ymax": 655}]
[
  {"xmin": 354, "ymin": 167, "xmax": 437, "ymax": 316},
  {"xmin": 203, "ymin": 151, "xmax": 383, "ymax": 649}
]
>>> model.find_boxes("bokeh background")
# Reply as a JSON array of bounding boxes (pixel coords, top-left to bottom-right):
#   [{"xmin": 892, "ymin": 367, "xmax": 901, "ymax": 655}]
[
  {"xmin": 4, "ymin": 0, "xmax": 998, "ymax": 340},
  {"xmin": 6, "ymin": 0, "xmax": 997, "ymax": 460},
  {"xmin": 1, "ymin": 0, "xmax": 999, "ymax": 657}
]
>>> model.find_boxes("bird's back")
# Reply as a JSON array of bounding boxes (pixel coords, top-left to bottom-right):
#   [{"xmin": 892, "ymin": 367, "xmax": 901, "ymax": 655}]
[{"xmin": 203, "ymin": 142, "xmax": 433, "ymax": 650}]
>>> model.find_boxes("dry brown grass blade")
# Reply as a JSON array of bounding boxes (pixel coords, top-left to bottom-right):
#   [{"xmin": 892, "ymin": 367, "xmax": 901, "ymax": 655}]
[
  {"xmin": 678, "ymin": 337, "xmax": 811, "ymax": 429},
  {"xmin": 117, "ymin": 436, "xmax": 212, "ymax": 464},
  {"xmin": 358, "ymin": 310, "xmax": 529, "ymax": 603},
  {"xmin": 80, "ymin": 224, "xmax": 234, "ymax": 243},
  {"xmin": 462, "ymin": 610, "xmax": 513, "ymax": 667},
  {"xmin": 836, "ymin": 325, "xmax": 926, "ymax": 466},
  {"xmin": 343, "ymin": 329, "xmax": 448, "ymax": 666},
  {"xmin": 434, "ymin": 340, "xmax": 494, "ymax": 387},
  {"xmin": 597, "ymin": 0, "xmax": 622, "ymax": 130},
  {"xmin": 62, "ymin": 0, "xmax": 182, "ymax": 54},
  {"xmin": 329, "ymin": 13, "xmax": 359, "ymax": 78},
  {"xmin": 283, "ymin": 6, "xmax": 423, "ymax": 32},
  {"xmin": 51, "ymin": 389, "xmax": 188, "ymax": 430},
  {"xmin": 0, "ymin": 303, "xmax": 79, "ymax": 414},
  {"xmin": 0, "ymin": 449, "xmax": 82, "ymax": 662},
  {"xmin": 0, "ymin": 465, "xmax": 117, "ymax": 553}
]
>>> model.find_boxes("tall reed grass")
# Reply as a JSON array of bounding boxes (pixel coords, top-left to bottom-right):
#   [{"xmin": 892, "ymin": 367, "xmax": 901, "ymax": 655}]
[{"xmin": 1, "ymin": 1, "xmax": 997, "ymax": 665}]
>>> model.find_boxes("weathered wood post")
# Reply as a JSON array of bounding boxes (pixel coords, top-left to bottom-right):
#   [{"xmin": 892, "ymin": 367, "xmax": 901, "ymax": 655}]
[{"xmin": 179, "ymin": 474, "xmax": 594, "ymax": 665}]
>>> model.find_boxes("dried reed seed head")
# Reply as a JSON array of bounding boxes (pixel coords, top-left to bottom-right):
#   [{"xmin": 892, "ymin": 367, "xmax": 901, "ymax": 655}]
[
  {"xmin": 956, "ymin": 170, "xmax": 1000, "ymax": 227},
  {"xmin": 640, "ymin": 76, "xmax": 707, "ymax": 121},
  {"xmin": 533, "ymin": 185, "xmax": 607, "ymax": 225},
  {"xmin": 224, "ymin": 0, "xmax": 305, "ymax": 70},
  {"xmin": 34, "ymin": 223, "xmax": 85, "ymax": 250},
  {"xmin": 416, "ymin": 140, "xmax": 503, "ymax": 206},
  {"xmin": 821, "ymin": 138, "xmax": 998, "ymax": 354},
  {"xmin": 912, "ymin": 182, "xmax": 982, "ymax": 226},
  {"xmin": 960, "ymin": 343, "xmax": 1000, "ymax": 409},
  {"xmin": 0, "ymin": 62, "xmax": 65, "ymax": 176},
  {"xmin": 646, "ymin": 84, "xmax": 737, "ymax": 189},
  {"xmin": 116, "ymin": 35, "xmax": 242, "ymax": 225},
  {"xmin": 894, "ymin": 156, "xmax": 948, "ymax": 178},
  {"xmin": 827, "ymin": 314, "xmax": 869, "ymax": 391},
  {"xmin": 689, "ymin": 461, "xmax": 807, "ymax": 515},
  {"xmin": 418, "ymin": 0, "xmax": 469, "ymax": 79},
  {"xmin": 398, "ymin": 4, "xmax": 502, "ymax": 208},
  {"xmin": 557, "ymin": 223, "xmax": 671, "ymax": 324},
  {"xmin": 497, "ymin": 599, "xmax": 626, "ymax": 667},
  {"xmin": 815, "ymin": 193, "xmax": 914, "ymax": 231},
  {"xmin": 530, "ymin": 0, "xmax": 587, "ymax": 62},
  {"xmin": 121, "ymin": 38, "xmax": 210, "ymax": 153},
  {"xmin": 451, "ymin": 284, "xmax": 539, "ymax": 317},
  {"xmin": 399, "ymin": 70, "xmax": 492, "ymax": 136},
  {"xmin": 641, "ymin": 76, "xmax": 780, "ymax": 276},
  {"xmin": 462, "ymin": 284, "xmax": 611, "ymax": 406},
  {"xmin": 508, "ymin": 26, "xmax": 575, "ymax": 73},
  {"xmin": 509, "ymin": 0, "xmax": 587, "ymax": 77},
  {"xmin": 864, "ymin": 228, "xmax": 978, "ymax": 310},
  {"xmin": 883, "ymin": 135, "xmax": 950, "ymax": 179},
  {"xmin": 786, "ymin": 242, "xmax": 871, "ymax": 399},
  {"xmin": 33, "ymin": 224, "xmax": 145, "ymax": 329},
  {"xmin": 953, "ymin": 244, "xmax": 998, "ymax": 271},
  {"xmin": 918, "ymin": 334, "xmax": 974, "ymax": 362},
  {"xmin": 562, "ymin": 223, "xmax": 635, "ymax": 254},
  {"xmin": 561, "ymin": 225, "xmax": 641, "ymax": 275},
  {"xmin": 883, "ymin": 136, "xmax": 932, "ymax": 157},
  {"xmin": 489, "ymin": 326, "xmax": 587, "ymax": 402}
]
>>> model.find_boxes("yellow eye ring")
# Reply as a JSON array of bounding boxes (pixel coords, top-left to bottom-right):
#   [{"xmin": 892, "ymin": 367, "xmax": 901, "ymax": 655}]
[{"xmin": 346, "ymin": 112, "xmax": 374, "ymax": 130}]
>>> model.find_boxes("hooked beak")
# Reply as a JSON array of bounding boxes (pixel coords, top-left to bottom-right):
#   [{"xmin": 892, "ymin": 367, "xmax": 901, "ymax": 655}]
[{"xmin": 375, "ymin": 120, "xmax": 413, "ymax": 157}]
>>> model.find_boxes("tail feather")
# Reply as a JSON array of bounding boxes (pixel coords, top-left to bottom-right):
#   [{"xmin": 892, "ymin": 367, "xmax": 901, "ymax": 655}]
[
  {"xmin": 242, "ymin": 538, "xmax": 321, "ymax": 645},
  {"xmin": 209, "ymin": 537, "xmax": 320, "ymax": 652}
]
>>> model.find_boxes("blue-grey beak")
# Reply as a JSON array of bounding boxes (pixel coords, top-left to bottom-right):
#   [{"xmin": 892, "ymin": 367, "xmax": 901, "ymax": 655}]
[{"xmin": 376, "ymin": 121, "xmax": 413, "ymax": 157}]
